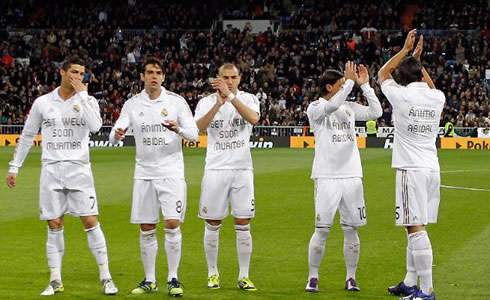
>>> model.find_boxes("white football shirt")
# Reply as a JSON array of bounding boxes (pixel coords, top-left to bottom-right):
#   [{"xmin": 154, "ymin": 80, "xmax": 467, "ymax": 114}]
[
  {"xmin": 9, "ymin": 88, "xmax": 102, "ymax": 173},
  {"xmin": 194, "ymin": 91, "xmax": 260, "ymax": 170},
  {"xmin": 307, "ymin": 80, "xmax": 382, "ymax": 178},
  {"xmin": 381, "ymin": 79, "xmax": 445, "ymax": 171},
  {"xmin": 109, "ymin": 87, "xmax": 198, "ymax": 179}
]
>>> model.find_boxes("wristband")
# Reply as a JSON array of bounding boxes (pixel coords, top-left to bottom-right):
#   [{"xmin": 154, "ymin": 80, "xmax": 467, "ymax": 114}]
[{"xmin": 226, "ymin": 93, "xmax": 235, "ymax": 102}]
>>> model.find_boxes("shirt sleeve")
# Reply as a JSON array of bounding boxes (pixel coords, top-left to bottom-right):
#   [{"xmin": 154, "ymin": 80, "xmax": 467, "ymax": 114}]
[
  {"xmin": 307, "ymin": 79, "xmax": 354, "ymax": 123},
  {"xmin": 350, "ymin": 83, "xmax": 383, "ymax": 121},
  {"xmin": 109, "ymin": 102, "xmax": 132, "ymax": 145},
  {"xmin": 248, "ymin": 94, "xmax": 261, "ymax": 116},
  {"xmin": 194, "ymin": 97, "xmax": 208, "ymax": 121},
  {"xmin": 380, "ymin": 79, "xmax": 403, "ymax": 108},
  {"xmin": 177, "ymin": 99, "xmax": 199, "ymax": 142},
  {"xmin": 77, "ymin": 91, "xmax": 102, "ymax": 133},
  {"xmin": 8, "ymin": 100, "xmax": 43, "ymax": 173}
]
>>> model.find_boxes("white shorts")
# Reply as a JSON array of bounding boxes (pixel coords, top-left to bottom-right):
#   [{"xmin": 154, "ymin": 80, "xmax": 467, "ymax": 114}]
[
  {"xmin": 198, "ymin": 170, "xmax": 255, "ymax": 220},
  {"xmin": 131, "ymin": 178, "xmax": 187, "ymax": 224},
  {"xmin": 314, "ymin": 177, "xmax": 367, "ymax": 227},
  {"xmin": 39, "ymin": 161, "xmax": 98, "ymax": 220},
  {"xmin": 395, "ymin": 169, "xmax": 440, "ymax": 226}
]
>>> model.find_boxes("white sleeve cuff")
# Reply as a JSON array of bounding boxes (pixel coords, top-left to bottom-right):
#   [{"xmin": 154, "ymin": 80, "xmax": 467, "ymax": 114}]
[
  {"xmin": 8, "ymin": 166, "xmax": 19, "ymax": 174},
  {"xmin": 360, "ymin": 83, "xmax": 372, "ymax": 92},
  {"xmin": 77, "ymin": 90, "xmax": 89, "ymax": 99}
]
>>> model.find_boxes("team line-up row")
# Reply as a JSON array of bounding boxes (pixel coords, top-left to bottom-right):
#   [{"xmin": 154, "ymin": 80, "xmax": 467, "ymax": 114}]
[{"xmin": 7, "ymin": 30, "xmax": 441, "ymax": 300}]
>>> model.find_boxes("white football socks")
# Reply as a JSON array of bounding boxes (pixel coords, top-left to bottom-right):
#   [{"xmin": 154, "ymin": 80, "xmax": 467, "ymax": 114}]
[
  {"xmin": 308, "ymin": 227, "xmax": 330, "ymax": 279},
  {"xmin": 204, "ymin": 222, "xmax": 221, "ymax": 277},
  {"xmin": 46, "ymin": 227, "xmax": 64, "ymax": 282},
  {"xmin": 342, "ymin": 225, "xmax": 360, "ymax": 281},
  {"xmin": 85, "ymin": 224, "xmax": 111, "ymax": 280},
  {"xmin": 235, "ymin": 224, "xmax": 252, "ymax": 279},
  {"xmin": 404, "ymin": 230, "xmax": 418, "ymax": 287},
  {"xmin": 140, "ymin": 229, "xmax": 158, "ymax": 283},
  {"xmin": 165, "ymin": 227, "xmax": 182, "ymax": 282},
  {"xmin": 409, "ymin": 230, "xmax": 433, "ymax": 294}
]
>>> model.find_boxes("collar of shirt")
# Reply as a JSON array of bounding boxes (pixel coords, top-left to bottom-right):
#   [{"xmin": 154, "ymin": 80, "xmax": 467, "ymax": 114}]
[
  {"xmin": 407, "ymin": 82, "xmax": 429, "ymax": 89},
  {"xmin": 141, "ymin": 87, "xmax": 166, "ymax": 104},
  {"xmin": 52, "ymin": 87, "xmax": 73, "ymax": 102}
]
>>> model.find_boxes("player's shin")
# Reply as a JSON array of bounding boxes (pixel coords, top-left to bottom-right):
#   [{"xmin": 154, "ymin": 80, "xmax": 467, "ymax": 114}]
[
  {"xmin": 342, "ymin": 225, "xmax": 360, "ymax": 281},
  {"xmin": 404, "ymin": 230, "xmax": 418, "ymax": 286},
  {"xmin": 140, "ymin": 229, "xmax": 158, "ymax": 283},
  {"xmin": 235, "ymin": 224, "xmax": 252, "ymax": 279},
  {"xmin": 164, "ymin": 227, "xmax": 182, "ymax": 281},
  {"xmin": 46, "ymin": 227, "xmax": 65, "ymax": 282},
  {"xmin": 85, "ymin": 223, "xmax": 111, "ymax": 280},
  {"xmin": 204, "ymin": 222, "xmax": 221, "ymax": 277},
  {"xmin": 409, "ymin": 230, "xmax": 433, "ymax": 294},
  {"xmin": 308, "ymin": 227, "xmax": 330, "ymax": 279}
]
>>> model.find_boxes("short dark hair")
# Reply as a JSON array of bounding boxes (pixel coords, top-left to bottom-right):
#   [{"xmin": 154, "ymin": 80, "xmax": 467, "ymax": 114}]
[
  {"xmin": 319, "ymin": 69, "xmax": 343, "ymax": 95},
  {"xmin": 142, "ymin": 57, "xmax": 165, "ymax": 74},
  {"xmin": 61, "ymin": 56, "xmax": 85, "ymax": 71},
  {"xmin": 397, "ymin": 57, "xmax": 423, "ymax": 85}
]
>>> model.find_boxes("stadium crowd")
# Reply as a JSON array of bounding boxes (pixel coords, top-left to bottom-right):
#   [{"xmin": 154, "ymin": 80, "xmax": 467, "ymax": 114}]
[{"xmin": 0, "ymin": 0, "xmax": 489, "ymax": 129}]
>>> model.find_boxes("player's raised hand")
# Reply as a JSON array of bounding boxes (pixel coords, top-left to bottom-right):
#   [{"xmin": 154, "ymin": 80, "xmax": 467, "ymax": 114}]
[
  {"xmin": 344, "ymin": 61, "xmax": 357, "ymax": 81},
  {"xmin": 413, "ymin": 35, "xmax": 423, "ymax": 61},
  {"xmin": 403, "ymin": 29, "xmax": 417, "ymax": 52},
  {"xmin": 6, "ymin": 172, "xmax": 17, "ymax": 188},
  {"xmin": 162, "ymin": 119, "xmax": 180, "ymax": 133},
  {"xmin": 115, "ymin": 127, "xmax": 128, "ymax": 140},
  {"xmin": 215, "ymin": 90, "xmax": 227, "ymax": 106},
  {"xmin": 356, "ymin": 64, "xmax": 369, "ymax": 85},
  {"xmin": 211, "ymin": 79, "xmax": 231, "ymax": 97},
  {"xmin": 70, "ymin": 77, "xmax": 88, "ymax": 93}
]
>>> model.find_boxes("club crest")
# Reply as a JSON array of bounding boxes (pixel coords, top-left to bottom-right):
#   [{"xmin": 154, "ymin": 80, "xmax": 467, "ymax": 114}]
[
  {"xmin": 73, "ymin": 105, "xmax": 80, "ymax": 113},
  {"xmin": 161, "ymin": 108, "xmax": 168, "ymax": 117}
]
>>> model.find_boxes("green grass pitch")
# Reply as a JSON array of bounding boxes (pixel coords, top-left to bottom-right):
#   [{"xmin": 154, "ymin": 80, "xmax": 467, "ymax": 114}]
[{"xmin": 0, "ymin": 147, "xmax": 489, "ymax": 299}]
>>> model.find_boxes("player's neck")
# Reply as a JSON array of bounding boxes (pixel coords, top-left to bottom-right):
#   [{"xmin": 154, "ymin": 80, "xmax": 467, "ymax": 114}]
[
  {"xmin": 146, "ymin": 87, "xmax": 162, "ymax": 100},
  {"xmin": 324, "ymin": 93, "xmax": 334, "ymax": 100},
  {"xmin": 58, "ymin": 85, "xmax": 75, "ymax": 101}
]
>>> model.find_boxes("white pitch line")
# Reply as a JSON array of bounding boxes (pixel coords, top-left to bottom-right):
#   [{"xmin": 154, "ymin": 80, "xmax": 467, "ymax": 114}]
[
  {"xmin": 441, "ymin": 169, "xmax": 490, "ymax": 173},
  {"xmin": 441, "ymin": 185, "xmax": 490, "ymax": 192}
]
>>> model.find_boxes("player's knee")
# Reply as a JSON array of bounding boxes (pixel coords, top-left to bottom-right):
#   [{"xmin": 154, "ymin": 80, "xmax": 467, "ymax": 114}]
[
  {"xmin": 164, "ymin": 219, "xmax": 180, "ymax": 229},
  {"xmin": 341, "ymin": 225, "xmax": 360, "ymax": 245},
  {"xmin": 314, "ymin": 226, "xmax": 331, "ymax": 239},
  {"xmin": 141, "ymin": 224, "xmax": 157, "ymax": 231},
  {"xmin": 206, "ymin": 219, "xmax": 222, "ymax": 226},
  {"xmin": 205, "ymin": 222, "xmax": 222, "ymax": 231},
  {"xmin": 80, "ymin": 215, "xmax": 98, "ymax": 229},
  {"xmin": 234, "ymin": 218, "xmax": 250, "ymax": 226},
  {"xmin": 48, "ymin": 219, "xmax": 64, "ymax": 230}
]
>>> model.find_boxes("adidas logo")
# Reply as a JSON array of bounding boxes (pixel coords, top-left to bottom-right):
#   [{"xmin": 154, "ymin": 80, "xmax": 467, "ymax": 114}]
[{"xmin": 139, "ymin": 112, "xmax": 144, "ymax": 117}]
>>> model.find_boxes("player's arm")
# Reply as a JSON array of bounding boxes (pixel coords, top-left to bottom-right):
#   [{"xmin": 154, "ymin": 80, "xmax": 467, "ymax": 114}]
[
  {"xmin": 212, "ymin": 80, "xmax": 259, "ymax": 125},
  {"xmin": 412, "ymin": 35, "xmax": 436, "ymax": 89},
  {"xmin": 352, "ymin": 65, "xmax": 383, "ymax": 121},
  {"xmin": 378, "ymin": 29, "xmax": 417, "ymax": 85},
  {"xmin": 168, "ymin": 99, "xmax": 199, "ymax": 142},
  {"xmin": 71, "ymin": 79, "xmax": 102, "ymax": 132},
  {"xmin": 195, "ymin": 94, "xmax": 225, "ymax": 133},
  {"xmin": 7, "ymin": 100, "xmax": 43, "ymax": 188},
  {"xmin": 308, "ymin": 76, "xmax": 355, "ymax": 123},
  {"xmin": 109, "ymin": 103, "xmax": 131, "ymax": 144},
  {"xmin": 229, "ymin": 97, "xmax": 259, "ymax": 125}
]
